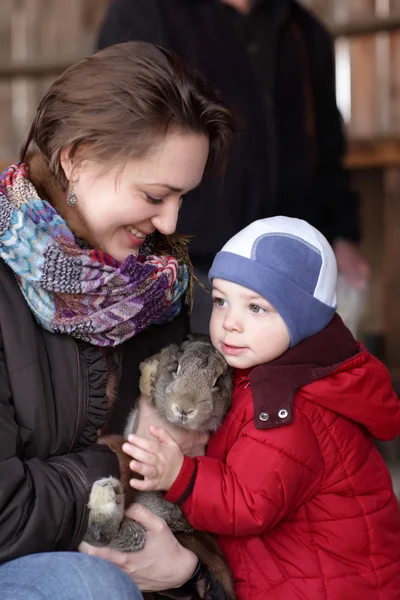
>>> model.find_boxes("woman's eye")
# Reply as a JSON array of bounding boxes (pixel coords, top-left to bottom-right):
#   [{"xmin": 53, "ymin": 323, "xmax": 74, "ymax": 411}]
[
  {"xmin": 146, "ymin": 194, "xmax": 163, "ymax": 205},
  {"xmin": 250, "ymin": 304, "xmax": 265, "ymax": 314},
  {"xmin": 213, "ymin": 297, "xmax": 226, "ymax": 307}
]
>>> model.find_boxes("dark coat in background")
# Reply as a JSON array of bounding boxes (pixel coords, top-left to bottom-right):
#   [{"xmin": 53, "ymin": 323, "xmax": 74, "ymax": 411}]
[{"xmin": 97, "ymin": 0, "xmax": 360, "ymax": 272}]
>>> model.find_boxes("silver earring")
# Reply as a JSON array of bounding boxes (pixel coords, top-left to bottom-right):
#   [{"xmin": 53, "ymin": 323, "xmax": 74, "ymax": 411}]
[{"xmin": 67, "ymin": 182, "xmax": 77, "ymax": 207}]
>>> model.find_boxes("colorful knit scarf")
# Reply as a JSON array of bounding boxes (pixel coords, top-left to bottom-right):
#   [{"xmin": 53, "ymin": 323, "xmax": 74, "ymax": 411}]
[{"xmin": 0, "ymin": 162, "xmax": 190, "ymax": 347}]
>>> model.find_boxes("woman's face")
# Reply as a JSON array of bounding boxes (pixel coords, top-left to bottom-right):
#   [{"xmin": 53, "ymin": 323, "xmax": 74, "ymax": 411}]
[{"xmin": 61, "ymin": 130, "xmax": 209, "ymax": 262}]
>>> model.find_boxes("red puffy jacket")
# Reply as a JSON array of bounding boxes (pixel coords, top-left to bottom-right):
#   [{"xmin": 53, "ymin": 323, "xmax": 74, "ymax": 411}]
[{"xmin": 166, "ymin": 317, "xmax": 400, "ymax": 599}]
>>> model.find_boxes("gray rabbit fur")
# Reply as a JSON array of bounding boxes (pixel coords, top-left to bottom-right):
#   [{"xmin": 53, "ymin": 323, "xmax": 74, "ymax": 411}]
[{"xmin": 84, "ymin": 339, "xmax": 233, "ymax": 554}]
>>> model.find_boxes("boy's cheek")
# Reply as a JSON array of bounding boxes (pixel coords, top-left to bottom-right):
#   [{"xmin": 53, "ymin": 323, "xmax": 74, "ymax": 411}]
[{"xmin": 209, "ymin": 316, "xmax": 219, "ymax": 348}]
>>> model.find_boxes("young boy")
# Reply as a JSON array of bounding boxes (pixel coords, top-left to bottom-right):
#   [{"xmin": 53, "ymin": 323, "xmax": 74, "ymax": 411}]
[{"xmin": 125, "ymin": 217, "xmax": 400, "ymax": 599}]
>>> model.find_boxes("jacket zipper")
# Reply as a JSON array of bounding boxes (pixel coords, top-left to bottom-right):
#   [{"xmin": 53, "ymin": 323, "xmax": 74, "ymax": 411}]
[
  {"xmin": 68, "ymin": 341, "xmax": 91, "ymax": 550},
  {"xmin": 68, "ymin": 341, "xmax": 88, "ymax": 452}
]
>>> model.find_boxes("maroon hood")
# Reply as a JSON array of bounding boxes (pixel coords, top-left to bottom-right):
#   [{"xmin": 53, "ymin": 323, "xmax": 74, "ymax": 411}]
[{"xmin": 245, "ymin": 315, "xmax": 400, "ymax": 440}]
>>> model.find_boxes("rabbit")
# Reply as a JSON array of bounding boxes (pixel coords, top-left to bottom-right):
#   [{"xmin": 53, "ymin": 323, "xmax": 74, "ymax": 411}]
[
  {"xmin": 137, "ymin": 338, "xmax": 234, "ymax": 433},
  {"xmin": 84, "ymin": 340, "xmax": 235, "ymax": 599}
]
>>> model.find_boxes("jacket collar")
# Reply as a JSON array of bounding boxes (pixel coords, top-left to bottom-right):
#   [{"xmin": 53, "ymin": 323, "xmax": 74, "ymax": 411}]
[{"xmin": 246, "ymin": 315, "xmax": 360, "ymax": 429}]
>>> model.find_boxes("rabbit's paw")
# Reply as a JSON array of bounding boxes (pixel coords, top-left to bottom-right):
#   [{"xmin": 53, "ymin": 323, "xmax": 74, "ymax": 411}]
[
  {"xmin": 84, "ymin": 477, "xmax": 124, "ymax": 547},
  {"xmin": 139, "ymin": 358, "xmax": 159, "ymax": 397}
]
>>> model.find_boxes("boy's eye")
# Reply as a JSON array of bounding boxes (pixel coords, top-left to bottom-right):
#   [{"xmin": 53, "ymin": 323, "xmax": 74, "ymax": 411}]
[
  {"xmin": 146, "ymin": 194, "xmax": 163, "ymax": 205},
  {"xmin": 213, "ymin": 297, "xmax": 226, "ymax": 307},
  {"xmin": 249, "ymin": 304, "xmax": 265, "ymax": 314}
]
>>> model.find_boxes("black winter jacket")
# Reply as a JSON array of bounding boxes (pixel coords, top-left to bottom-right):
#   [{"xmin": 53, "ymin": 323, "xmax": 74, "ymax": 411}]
[
  {"xmin": 97, "ymin": 0, "xmax": 360, "ymax": 269},
  {"xmin": 0, "ymin": 258, "xmax": 189, "ymax": 563},
  {"xmin": 0, "ymin": 259, "xmax": 120, "ymax": 562}
]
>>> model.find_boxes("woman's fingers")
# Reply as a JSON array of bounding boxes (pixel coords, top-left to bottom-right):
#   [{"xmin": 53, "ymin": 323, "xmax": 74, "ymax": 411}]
[
  {"xmin": 79, "ymin": 541, "xmax": 126, "ymax": 564},
  {"xmin": 124, "ymin": 502, "xmax": 170, "ymax": 534}
]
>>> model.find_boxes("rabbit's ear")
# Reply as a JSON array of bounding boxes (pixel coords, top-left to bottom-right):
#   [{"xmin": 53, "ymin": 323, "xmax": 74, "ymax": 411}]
[
  {"xmin": 168, "ymin": 362, "xmax": 181, "ymax": 378},
  {"xmin": 207, "ymin": 350, "xmax": 227, "ymax": 379},
  {"xmin": 166, "ymin": 356, "xmax": 181, "ymax": 374},
  {"xmin": 184, "ymin": 333, "xmax": 211, "ymax": 345},
  {"xmin": 160, "ymin": 344, "xmax": 182, "ymax": 375},
  {"xmin": 212, "ymin": 372, "xmax": 222, "ymax": 387}
]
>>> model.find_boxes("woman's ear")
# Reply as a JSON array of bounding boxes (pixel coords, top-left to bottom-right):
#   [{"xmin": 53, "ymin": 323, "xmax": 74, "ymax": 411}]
[
  {"xmin": 60, "ymin": 145, "xmax": 73, "ymax": 182},
  {"xmin": 60, "ymin": 145, "xmax": 81, "ymax": 184}
]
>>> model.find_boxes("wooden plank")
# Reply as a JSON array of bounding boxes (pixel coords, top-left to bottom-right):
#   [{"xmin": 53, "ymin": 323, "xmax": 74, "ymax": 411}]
[
  {"xmin": 9, "ymin": 0, "xmax": 43, "ymax": 149},
  {"xmin": 348, "ymin": 35, "xmax": 378, "ymax": 138},
  {"xmin": 331, "ymin": 12, "xmax": 400, "ymax": 38},
  {"xmin": 345, "ymin": 139, "xmax": 400, "ymax": 169},
  {"xmin": 0, "ymin": 2, "xmax": 13, "ymax": 161},
  {"xmin": 382, "ymin": 167, "xmax": 400, "ymax": 374},
  {"xmin": 0, "ymin": 58, "xmax": 80, "ymax": 79},
  {"xmin": 391, "ymin": 32, "xmax": 400, "ymax": 134},
  {"xmin": 350, "ymin": 170, "xmax": 385, "ymax": 337}
]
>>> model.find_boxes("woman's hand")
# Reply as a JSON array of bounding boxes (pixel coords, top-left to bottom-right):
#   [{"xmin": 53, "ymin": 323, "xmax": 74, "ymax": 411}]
[
  {"xmin": 135, "ymin": 394, "xmax": 209, "ymax": 458},
  {"xmin": 123, "ymin": 426, "xmax": 184, "ymax": 491},
  {"xmin": 79, "ymin": 503, "xmax": 198, "ymax": 591}
]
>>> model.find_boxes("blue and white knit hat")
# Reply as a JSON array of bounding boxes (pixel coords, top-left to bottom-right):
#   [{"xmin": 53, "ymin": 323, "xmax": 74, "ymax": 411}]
[{"xmin": 209, "ymin": 216, "xmax": 337, "ymax": 347}]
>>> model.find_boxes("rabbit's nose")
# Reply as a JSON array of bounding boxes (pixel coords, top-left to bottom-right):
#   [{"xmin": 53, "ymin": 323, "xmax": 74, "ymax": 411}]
[{"xmin": 172, "ymin": 404, "xmax": 195, "ymax": 418}]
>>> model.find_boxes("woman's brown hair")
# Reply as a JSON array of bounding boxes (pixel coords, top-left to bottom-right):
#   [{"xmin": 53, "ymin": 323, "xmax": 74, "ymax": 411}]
[{"xmin": 21, "ymin": 41, "xmax": 237, "ymax": 189}]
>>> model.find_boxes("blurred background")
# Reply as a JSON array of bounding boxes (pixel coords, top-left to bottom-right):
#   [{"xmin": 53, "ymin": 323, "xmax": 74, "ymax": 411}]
[{"xmin": 0, "ymin": 0, "xmax": 399, "ymax": 478}]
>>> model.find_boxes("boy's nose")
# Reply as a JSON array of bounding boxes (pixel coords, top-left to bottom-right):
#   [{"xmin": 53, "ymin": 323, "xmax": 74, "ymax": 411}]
[{"xmin": 223, "ymin": 311, "xmax": 242, "ymax": 333}]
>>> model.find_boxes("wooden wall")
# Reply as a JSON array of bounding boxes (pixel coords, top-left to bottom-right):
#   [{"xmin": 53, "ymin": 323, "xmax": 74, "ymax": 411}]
[
  {"xmin": 305, "ymin": 0, "xmax": 400, "ymax": 139},
  {"xmin": 0, "ymin": 0, "xmax": 108, "ymax": 161},
  {"xmin": 303, "ymin": 0, "xmax": 400, "ymax": 379},
  {"xmin": 1, "ymin": 0, "xmax": 399, "ymax": 153}
]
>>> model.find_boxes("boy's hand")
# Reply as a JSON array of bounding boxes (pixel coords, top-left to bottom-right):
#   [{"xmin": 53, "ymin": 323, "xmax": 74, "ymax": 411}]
[{"xmin": 123, "ymin": 425, "xmax": 184, "ymax": 491}]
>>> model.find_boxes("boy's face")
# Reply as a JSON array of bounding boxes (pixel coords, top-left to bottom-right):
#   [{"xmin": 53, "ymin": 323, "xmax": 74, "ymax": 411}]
[{"xmin": 210, "ymin": 278, "xmax": 290, "ymax": 369}]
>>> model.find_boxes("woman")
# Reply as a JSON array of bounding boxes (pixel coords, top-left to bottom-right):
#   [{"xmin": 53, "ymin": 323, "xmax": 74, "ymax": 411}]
[{"xmin": 0, "ymin": 41, "xmax": 235, "ymax": 599}]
